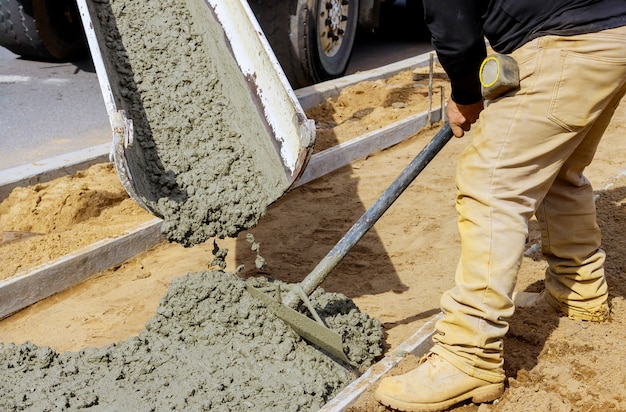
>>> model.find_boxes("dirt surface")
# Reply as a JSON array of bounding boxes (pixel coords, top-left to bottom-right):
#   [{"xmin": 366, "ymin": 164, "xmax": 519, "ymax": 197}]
[
  {"xmin": 0, "ymin": 163, "xmax": 152, "ymax": 280},
  {"xmin": 1, "ymin": 64, "xmax": 626, "ymax": 410}
]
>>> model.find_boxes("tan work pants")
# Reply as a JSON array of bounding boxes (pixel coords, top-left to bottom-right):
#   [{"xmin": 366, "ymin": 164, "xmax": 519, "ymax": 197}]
[{"xmin": 432, "ymin": 25, "xmax": 626, "ymax": 383}]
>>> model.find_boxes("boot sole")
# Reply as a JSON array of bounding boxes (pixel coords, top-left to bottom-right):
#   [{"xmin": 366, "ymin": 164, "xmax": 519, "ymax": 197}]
[{"xmin": 374, "ymin": 382, "xmax": 504, "ymax": 412}]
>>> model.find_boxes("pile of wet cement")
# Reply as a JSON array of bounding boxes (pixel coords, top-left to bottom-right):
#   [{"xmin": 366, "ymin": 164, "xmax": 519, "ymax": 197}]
[
  {"xmin": 1, "ymin": 2, "xmax": 385, "ymax": 409},
  {"xmin": 92, "ymin": 0, "xmax": 288, "ymax": 246},
  {"xmin": 0, "ymin": 271, "xmax": 383, "ymax": 410}
]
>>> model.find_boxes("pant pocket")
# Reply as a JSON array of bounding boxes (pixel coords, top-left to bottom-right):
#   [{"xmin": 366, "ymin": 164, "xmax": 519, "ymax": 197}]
[{"xmin": 548, "ymin": 51, "xmax": 626, "ymax": 132}]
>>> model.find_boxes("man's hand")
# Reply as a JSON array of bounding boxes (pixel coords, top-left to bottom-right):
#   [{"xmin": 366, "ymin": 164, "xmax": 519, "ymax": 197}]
[{"xmin": 446, "ymin": 98, "xmax": 484, "ymax": 138}]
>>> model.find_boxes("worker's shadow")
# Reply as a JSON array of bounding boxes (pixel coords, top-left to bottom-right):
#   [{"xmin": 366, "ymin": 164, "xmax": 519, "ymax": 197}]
[
  {"xmin": 504, "ymin": 183, "xmax": 626, "ymax": 379},
  {"xmin": 232, "ymin": 93, "xmax": 419, "ymax": 309}
]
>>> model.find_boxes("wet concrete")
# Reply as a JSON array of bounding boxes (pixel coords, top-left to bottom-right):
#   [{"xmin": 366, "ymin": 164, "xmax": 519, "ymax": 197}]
[
  {"xmin": 91, "ymin": 0, "xmax": 289, "ymax": 246},
  {"xmin": 0, "ymin": 271, "xmax": 382, "ymax": 410}
]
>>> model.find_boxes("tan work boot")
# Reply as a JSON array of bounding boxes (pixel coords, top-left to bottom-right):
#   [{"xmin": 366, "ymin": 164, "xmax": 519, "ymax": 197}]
[
  {"xmin": 513, "ymin": 290, "xmax": 610, "ymax": 322},
  {"xmin": 374, "ymin": 353, "xmax": 504, "ymax": 412}
]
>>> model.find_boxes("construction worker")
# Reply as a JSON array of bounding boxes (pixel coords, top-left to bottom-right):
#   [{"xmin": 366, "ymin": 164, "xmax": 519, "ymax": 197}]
[{"xmin": 375, "ymin": 1, "xmax": 626, "ymax": 411}]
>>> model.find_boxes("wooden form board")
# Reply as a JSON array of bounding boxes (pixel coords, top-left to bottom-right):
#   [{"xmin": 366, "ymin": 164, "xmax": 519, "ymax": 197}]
[
  {"xmin": 320, "ymin": 312, "xmax": 443, "ymax": 411},
  {"xmin": 0, "ymin": 219, "xmax": 163, "ymax": 320},
  {"xmin": 296, "ymin": 52, "xmax": 437, "ymax": 110},
  {"xmin": 0, "ymin": 143, "xmax": 110, "ymax": 202},
  {"xmin": 295, "ymin": 108, "xmax": 443, "ymax": 187}
]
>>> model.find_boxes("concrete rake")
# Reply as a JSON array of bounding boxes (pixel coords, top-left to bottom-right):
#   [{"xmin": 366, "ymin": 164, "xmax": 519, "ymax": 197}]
[{"xmin": 248, "ymin": 123, "xmax": 454, "ymax": 366}]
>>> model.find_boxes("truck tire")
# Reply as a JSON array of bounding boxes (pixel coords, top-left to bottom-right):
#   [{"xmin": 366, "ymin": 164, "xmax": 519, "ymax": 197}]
[
  {"xmin": 248, "ymin": 0, "xmax": 359, "ymax": 88},
  {"xmin": 0, "ymin": 0, "xmax": 86, "ymax": 60}
]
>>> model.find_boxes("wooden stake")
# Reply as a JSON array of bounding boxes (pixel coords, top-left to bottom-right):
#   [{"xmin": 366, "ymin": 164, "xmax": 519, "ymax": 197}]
[
  {"xmin": 440, "ymin": 85, "xmax": 446, "ymax": 123},
  {"xmin": 427, "ymin": 53, "xmax": 434, "ymax": 126}
]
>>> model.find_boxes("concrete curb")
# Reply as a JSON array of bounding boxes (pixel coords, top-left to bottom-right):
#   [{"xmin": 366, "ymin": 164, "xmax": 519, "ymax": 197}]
[{"xmin": 0, "ymin": 143, "xmax": 110, "ymax": 202}]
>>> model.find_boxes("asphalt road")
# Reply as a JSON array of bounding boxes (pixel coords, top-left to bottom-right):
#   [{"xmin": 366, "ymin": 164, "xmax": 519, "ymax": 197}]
[
  {"xmin": 0, "ymin": 3, "xmax": 431, "ymax": 172},
  {"xmin": 0, "ymin": 47, "xmax": 111, "ymax": 171}
]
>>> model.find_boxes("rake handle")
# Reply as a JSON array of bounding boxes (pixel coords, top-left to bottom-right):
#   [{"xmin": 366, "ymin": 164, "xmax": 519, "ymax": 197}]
[{"xmin": 283, "ymin": 123, "xmax": 454, "ymax": 309}]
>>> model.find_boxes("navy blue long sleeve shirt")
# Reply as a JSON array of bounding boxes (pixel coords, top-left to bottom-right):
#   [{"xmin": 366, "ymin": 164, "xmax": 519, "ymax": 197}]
[{"xmin": 423, "ymin": 0, "xmax": 626, "ymax": 104}]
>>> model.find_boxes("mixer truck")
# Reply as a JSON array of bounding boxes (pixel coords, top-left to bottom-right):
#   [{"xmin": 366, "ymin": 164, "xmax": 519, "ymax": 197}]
[{"xmin": 0, "ymin": 0, "xmax": 425, "ymax": 87}]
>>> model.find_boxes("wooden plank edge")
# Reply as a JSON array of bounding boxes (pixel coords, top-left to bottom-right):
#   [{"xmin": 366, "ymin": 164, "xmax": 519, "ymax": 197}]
[
  {"xmin": 0, "ymin": 143, "xmax": 110, "ymax": 202},
  {"xmin": 320, "ymin": 312, "xmax": 443, "ymax": 412},
  {"xmin": 0, "ymin": 218, "xmax": 163, "ymax": 320},
  {"xmin": 295, "ymin": 108, "xmax": 443, "ymax": 187},
  {"xmin": 296, "ymin": 52, "xmax": 437, "ymax": 110}
]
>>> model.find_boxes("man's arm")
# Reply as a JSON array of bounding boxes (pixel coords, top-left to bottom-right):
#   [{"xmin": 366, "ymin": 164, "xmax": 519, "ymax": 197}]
[{"xmin": 423, "ymin": 0, "xmax": 488, "ymax": 105}]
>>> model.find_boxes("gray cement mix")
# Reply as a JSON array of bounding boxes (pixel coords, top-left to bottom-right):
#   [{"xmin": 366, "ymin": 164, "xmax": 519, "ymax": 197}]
[
  {"xmin": 0, "ymin": 1, "xmax": 385, "ymax": 409},
  {"xmin": 0, "ymin": 271, "xmax": 383, "ymax": 410},
  {"xmin": 91, "ymin": 0, "xmax": 289, "ymax": 246}
]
